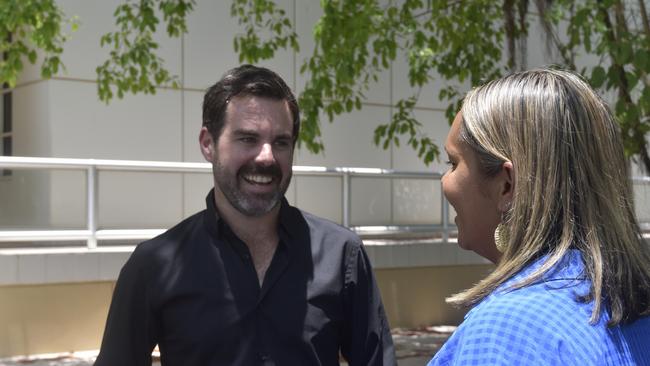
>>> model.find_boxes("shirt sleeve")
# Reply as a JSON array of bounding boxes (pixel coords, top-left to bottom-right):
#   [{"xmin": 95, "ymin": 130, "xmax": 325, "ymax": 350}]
[
  {"xmin": 94, "ymin": 247, "xmax": 158, "ymax": 366},
  {"xmin": 340, "ymin": 240, "xmax": 397, "ymax": 366}
]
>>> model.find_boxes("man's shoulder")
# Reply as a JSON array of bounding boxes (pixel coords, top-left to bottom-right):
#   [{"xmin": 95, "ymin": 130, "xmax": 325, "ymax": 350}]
[
  {"xmin": 131, "ymin": 210, "xmax": 206, "ymax": 262},
  {"xmin": 295, "ymin": 207, "xmax": 362, "ymax": 245}
]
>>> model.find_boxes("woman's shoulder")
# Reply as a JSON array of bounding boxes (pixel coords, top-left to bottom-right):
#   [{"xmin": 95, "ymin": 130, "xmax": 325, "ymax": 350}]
[
  {"xmin": 479, "ymin": 250, "xmax": 596, "ymax": 331},
  {"xmin": 472, "ymin": 283, "xmax": 596, "ymax": 337},
  {"xmin": 449, "ymin": 284, "xmax": 605, "ymax": 364}
]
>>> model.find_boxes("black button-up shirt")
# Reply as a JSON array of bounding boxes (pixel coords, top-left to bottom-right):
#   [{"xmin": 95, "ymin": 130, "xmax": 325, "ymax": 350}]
[{"xmin": 95, "ymin": 190, "xmax": 396, "ymax": 365}]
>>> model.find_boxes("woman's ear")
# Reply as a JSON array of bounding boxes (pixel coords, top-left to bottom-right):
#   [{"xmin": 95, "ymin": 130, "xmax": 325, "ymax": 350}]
[
  {"xmin": 199, "ymin": 127, "xmax": 215, "ymax": 162},
  {"xmin": 498, "ymin": 161, "xmax": 514, "ymax": 212}
]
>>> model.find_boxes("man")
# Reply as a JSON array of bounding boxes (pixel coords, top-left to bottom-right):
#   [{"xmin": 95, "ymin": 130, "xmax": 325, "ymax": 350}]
[{"xmin": 95, "ymin": 65, "xmax": 396, "ymax": 366}]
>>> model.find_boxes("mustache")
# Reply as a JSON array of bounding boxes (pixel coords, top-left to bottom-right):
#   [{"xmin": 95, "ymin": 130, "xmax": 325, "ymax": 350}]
[{"xmin": 239, "ymin": 162, "xmax": 282, "ymax": 179}]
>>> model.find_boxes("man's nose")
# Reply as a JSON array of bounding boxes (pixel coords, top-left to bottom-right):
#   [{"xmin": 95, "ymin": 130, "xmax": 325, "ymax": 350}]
[{"xmin": 255, "ymin": 143, "xmax": 275, "ymax": 164}]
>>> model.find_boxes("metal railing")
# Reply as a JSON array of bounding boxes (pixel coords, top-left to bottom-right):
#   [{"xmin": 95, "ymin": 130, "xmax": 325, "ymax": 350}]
[
  {"xmin": 0, "ymin": 156, "xmax": 452, "ymax": 249},
  {"xmin": 3, "ymin": 156, "xmax": 650, "ymax": 250}
]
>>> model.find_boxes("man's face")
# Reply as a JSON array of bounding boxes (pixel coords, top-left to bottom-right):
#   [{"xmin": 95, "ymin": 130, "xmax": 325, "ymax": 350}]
[{"xmin": 205, "ymin": 95, "xmax": 294, "ymax": 217}]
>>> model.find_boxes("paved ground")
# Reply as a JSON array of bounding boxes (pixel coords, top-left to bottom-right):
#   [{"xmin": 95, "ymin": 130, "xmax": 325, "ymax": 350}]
[{"xmin": 0, "ymin": 326, "xmax": 454, "ymax": 366}]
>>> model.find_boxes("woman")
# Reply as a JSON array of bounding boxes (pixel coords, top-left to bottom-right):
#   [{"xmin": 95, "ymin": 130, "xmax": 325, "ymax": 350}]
[{"xmin": 429, "ymin": 69, "xmax": 650, "ymax": 365}]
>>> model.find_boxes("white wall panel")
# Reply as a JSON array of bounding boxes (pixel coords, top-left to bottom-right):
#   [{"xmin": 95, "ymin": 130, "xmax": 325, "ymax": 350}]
[
  {"xmin": 294, "ymin": 176, "xmax": 342, "ymax": 224},
  {"xmin": 0, "ymin": 170, "xmax": 51, "ymax": 229},
  {"xmin": 350, "ymin": 177, "xmax": 391, "ymax": 226},
  {"xmin": 48, "ymin": 80, "xmax": 181, "ymax": 161},
  {"xmin": 57, "ymin": 0, "xmax": 182, "ymax": 81},
  {"xmin": 183, "ymin": 91, "xmax": 205, "ymax": 163},
  {"xmin": 16, "ymin": 255, "xmax": 46, "ymax": 284},
  {"xmin": 182, "ymin": 173, "xmax": 214, "ymax": 217},
  {"xmin": 13, "ymin": 83, "xmax": 51, "ymax": 157},
  {"xmin": 0, "ymin": 83, "xmax": 52, "ymax": 228},
  {"xmin": 49, "ymin": 170, "xmax": 86, "ymax": 229},
  {"xmin": 44, "ymin": 252, "xmax": 100, "ymax": 283},
  {"xmin": 0, "ymin": 255, "xmax": 18, "ymax": 284},
  {"xmin": 98, "ymin": 171, "xmax": 183, "ymax": 229},
  {"xmin": 295, "ymin": 105, "xmax": 392, "ymax": 168},
  {"xmin": 393, "ymin": 179, "xmax": 439, "ymax": 225},
  {"xmin": 184, "ymin": 0, "xmax": 294, "ymax": 91}
]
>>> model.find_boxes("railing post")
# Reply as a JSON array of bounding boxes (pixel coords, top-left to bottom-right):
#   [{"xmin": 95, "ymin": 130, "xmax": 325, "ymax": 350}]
[
  {"xmin": 343, "ymin": 171, "xmax": 350, "ymax": 227},
  {"xmin": 441, "ymin": 185, "xmax": 449, "ymax": 244},
  {"xmin": 87, "ymin": 165, "xmax": 98, "ymax": 249}
]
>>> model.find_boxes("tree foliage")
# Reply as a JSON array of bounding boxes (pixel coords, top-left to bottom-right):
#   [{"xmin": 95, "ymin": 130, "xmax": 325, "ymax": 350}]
[
  {"xmin": 234, "ymin": 0, "xmax": 650, "ymax": 170},
  {"xmin": 96, "ymin": 0, "xmax": 194, "ymax": 101},
  {"xmin": 0, "ymin": 0, "xmax": 76, "ymax": 87},
  {"xmin": 1, "ymin": 0, "xmax": 650, "ymax": 171},
  {"xmin": 537, "ymin": 0, "xmax": 650, "ymax": 171}
]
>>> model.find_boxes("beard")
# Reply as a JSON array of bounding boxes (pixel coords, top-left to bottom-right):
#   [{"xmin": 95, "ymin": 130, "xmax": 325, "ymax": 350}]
[{"xmin": 213, "ymin": 158, "xmax": 291, "ymax": 217}]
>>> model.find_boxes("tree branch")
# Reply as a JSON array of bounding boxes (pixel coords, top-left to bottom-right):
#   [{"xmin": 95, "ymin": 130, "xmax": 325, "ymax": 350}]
[
  {"xmin": 504, "ymin": 0, "xmax": 517, "ymax": 70},
  {"xmin": 517, "ymin": 0, "xmax": 529, "ymax": 69},
  {"xmin": 639, "ymin": 0, "xmax": 650, "ymax": 38},
  {"xmin": 533, "ymin": 0, "xmax": 576, "ymax": 70},
  {"xmin": 614, "ymin": 1, "xmax": 650, "ymax": 90},
  {"xmin": 598, "ymin": 0, "xmax": 650, "ymax": 172}
]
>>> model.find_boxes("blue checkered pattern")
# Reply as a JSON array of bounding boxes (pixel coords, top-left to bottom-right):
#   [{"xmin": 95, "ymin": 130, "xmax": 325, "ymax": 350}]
[{"xmin": 428, "ymin": 250, "xmax": 650, "ymax": 365}]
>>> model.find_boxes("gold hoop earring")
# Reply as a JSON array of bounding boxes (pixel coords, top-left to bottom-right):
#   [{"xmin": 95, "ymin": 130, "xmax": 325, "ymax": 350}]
[{"xmin": 494, "ymin": 222, "xmax": 508, "ymax": 253}]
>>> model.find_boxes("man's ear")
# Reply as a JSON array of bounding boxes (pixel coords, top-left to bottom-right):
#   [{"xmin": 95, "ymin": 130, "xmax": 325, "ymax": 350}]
[
  {"xmin": 199, "ymin": 127, "xmax": 215, "ymax": 162},
  {"xmin": 497, "ymin": 161, "xmax": 514, "ymax": 212}
]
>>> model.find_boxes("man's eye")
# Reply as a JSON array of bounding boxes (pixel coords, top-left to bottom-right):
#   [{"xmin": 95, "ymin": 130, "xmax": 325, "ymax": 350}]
[
  {"xmin": 275, "ymin": 140, "xmax": 290, "ymax": 148},
  {"xmin": 446, "ymin": 160, "xmax": 456, "ymax": 169},
  {"xmin": 240, "ymin": 137, "xmax": 256, "ymax": 143}
]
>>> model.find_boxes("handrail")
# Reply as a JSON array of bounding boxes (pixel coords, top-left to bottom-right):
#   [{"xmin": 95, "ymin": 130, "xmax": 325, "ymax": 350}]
[
  {"xmin": 0, "ymin": 156, "xmax": 452, "ymax": 248},
  {"xmin": 2, "ymin": 156, "xmax": 649, "ymax": 249}
]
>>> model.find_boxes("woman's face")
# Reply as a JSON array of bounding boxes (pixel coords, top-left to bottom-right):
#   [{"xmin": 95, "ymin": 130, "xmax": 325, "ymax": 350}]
[{"xmin": 442, "ymin": 113, "xmax": 503, "ymax": 263}]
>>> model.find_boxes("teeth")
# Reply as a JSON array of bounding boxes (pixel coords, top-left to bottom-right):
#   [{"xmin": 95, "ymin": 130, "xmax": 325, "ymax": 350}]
[{"xmin": 244, "ymin": 174, "xmax": 273, "ymax": 184}]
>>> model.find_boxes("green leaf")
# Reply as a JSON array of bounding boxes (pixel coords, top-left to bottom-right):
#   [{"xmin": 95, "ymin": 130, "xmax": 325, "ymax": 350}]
[{"xmin": 590, "ymin": 66, "xmax": 606, "ymax": 88}]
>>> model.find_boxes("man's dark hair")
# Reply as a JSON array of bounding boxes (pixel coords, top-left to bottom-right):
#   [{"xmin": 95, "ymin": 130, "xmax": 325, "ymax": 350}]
[{"xmin": 202, "ymin": 64, "xmax": 300, "ymax": 144}]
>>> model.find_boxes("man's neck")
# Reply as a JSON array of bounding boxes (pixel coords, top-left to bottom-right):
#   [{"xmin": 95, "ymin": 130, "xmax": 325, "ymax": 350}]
[
  {"xmin": 213, "ymin": 190, "xmax": 280, "ymax": 285},
  {"xmin": 212, "ymin": 192, "xmax": 280, "ymax": 243}
]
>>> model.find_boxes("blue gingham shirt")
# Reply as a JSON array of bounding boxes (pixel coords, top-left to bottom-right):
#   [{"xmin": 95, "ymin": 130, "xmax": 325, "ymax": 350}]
[{"xmin": 428, "ymin": 250, "xmax": 650, "ymax": 365}]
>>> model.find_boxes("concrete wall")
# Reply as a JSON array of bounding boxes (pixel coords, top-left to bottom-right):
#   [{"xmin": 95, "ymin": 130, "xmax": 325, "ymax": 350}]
[
  {"xmin": 0, "ymin": 282, "xmax": 114, "ymax": 357},
  {"xmin": 0, "ymin": 82, "xmax": 52, "ymax": 229},
  {"xmin": 377, "ymin": 265, "xmax": 494, "ymax": 328}
]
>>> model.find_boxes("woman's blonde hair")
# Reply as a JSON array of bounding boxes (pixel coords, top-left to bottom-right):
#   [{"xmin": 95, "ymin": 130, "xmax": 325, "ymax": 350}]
[{"xmin": 447, "ymin": 68, "xmax": 650, "ymax": 325}]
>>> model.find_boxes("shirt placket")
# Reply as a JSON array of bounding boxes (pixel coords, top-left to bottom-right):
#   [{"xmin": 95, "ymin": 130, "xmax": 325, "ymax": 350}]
[{"xmin": 235, "ymin": 235, "xmax": 290, "ymax": 365}]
